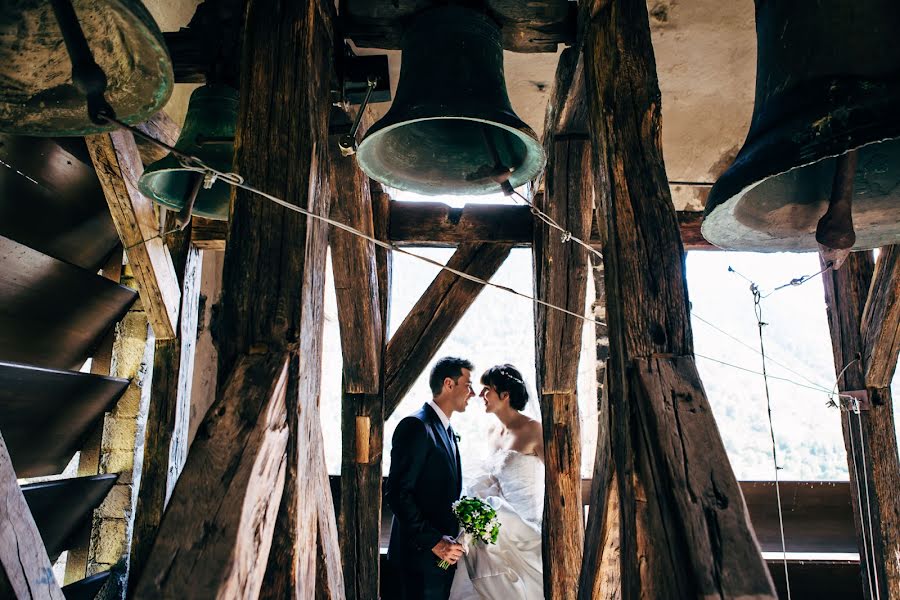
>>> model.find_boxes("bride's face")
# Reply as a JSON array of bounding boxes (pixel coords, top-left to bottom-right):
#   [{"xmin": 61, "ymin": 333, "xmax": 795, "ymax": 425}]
[{"xmin": 479, "ymin": 385, "xmax": 508, "ymax": 414}]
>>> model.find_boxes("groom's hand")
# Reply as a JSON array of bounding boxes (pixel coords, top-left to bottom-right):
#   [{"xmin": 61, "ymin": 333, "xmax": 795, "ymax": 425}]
[{"xmin": 431, "ymin": 536, "xmax": 464, "ymax": 565}]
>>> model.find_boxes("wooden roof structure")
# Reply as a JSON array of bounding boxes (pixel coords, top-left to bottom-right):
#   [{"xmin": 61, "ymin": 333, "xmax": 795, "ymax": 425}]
[{"xmin": 0, "ymin": 1, "xmax": 899, "ymax": 599}]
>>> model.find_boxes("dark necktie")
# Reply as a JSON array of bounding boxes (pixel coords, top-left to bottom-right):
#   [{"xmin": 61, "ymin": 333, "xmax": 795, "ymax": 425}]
[{"xmin": 447, "ymin": 425, "xmax": 458, "ymax": 457}]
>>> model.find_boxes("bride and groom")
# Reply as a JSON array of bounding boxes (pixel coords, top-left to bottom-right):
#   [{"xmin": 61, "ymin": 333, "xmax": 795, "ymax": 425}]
[{"xmin": 386, "ymin": 356, "xmax": 545, "ymax": 600}]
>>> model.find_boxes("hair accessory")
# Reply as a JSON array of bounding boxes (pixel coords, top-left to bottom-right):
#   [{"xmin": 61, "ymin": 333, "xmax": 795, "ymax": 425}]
[{"xmin": 498, "ymin": 368, "xmax": 525, "ymax": 386}]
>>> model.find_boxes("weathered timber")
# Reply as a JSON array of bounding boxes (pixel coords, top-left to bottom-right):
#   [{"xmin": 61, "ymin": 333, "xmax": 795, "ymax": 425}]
[
  {"xmin": 390, "ymin": 201, "xmax": 714, "ymax": 249},
  {"xmin": 582, "ymin": 0, "xmax": 775, "ymax": 596},
  {"xmin": 134, "ymin": 111, "xmax": 181, "ymax": 166},
  {"xmin": 330, "ymin": 147, "xmax": 382, "ymax": 393},
  {"xmin": 579, "ymin": 370, "xmax": 614, "ymax": 600},
  {"xmin": 372, "ymin": 184, "xmax": 393, "ymax": 333},
  {"xmin": 86, "ymin": 129, "xmax": 181, "ymax": 339},
  {"xmin": 0, "ymin": 431, "xmax": 65, "ymax": 599},
  {"xmin": 188, "ymin": 249, "xmax": 225, "ymax": 445},
  {"xmin": 861, "ymin": 245, "xmax": 900, "ymax": 389},
  {"xmin": 821, "ymin": 251, "xmax": 900, "ymax": 600},
  {"xmin": 384, "ymin": 242, "xmax": 513, "ymax": 417},
  {"xmin": 535, "ymin": 89, "xmax": 591, "ymax": 594},
  {"xmin": 133, "ymin": 353, "xmax": 290, "ymax": 599},
  {"xmin": 128, "ymin": 227, "xmax": 201, "ymax": 597},
  {"xmin": 329, "ymin": 141, "xmax": 385, "ymax": 600},
  {"xmin": 202, "ymin": 200, "xmax": 714, "ymax": 250},
  {"xmin": 191, "ymin": 216, "xmax": 228, "ymax": 251},
  {"xmin": 198, "ymin": 0, "xmax": 340, "ymax": 597}
]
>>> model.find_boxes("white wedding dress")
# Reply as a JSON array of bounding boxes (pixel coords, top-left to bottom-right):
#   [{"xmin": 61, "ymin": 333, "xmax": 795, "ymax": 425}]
[{"xmin": 449, "ymin": 449, "xmax": 545, "ymax": 600}]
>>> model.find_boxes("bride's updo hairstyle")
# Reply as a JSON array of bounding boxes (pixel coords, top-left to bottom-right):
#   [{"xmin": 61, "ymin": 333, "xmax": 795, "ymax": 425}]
[{"xmin": 481, "ymin": 364, "xmax": 529, "ymax": 411}]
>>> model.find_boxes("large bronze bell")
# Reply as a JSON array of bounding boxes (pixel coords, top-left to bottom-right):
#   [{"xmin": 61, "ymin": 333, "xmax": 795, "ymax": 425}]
[
  {"xmin": 0, "ymin": 0, "xmax": 173, "ymax": 136},
  {"xmin": 138, "ymin": 85, "xmax": 238, "ymax": 221},
  {"xmin": 702, "ymin": 0, "xmax": 900, "ymax": 252},
  {"xmin": 355, "ymin": 6, "xmax": 546, "ymax": 196}
]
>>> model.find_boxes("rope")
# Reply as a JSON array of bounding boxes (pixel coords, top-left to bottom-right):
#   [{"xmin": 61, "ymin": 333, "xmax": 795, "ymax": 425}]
[
  {"xmin": 508, "ymin": 188, "xmax": 604, "ymax": 261},
  {"xmin": 751, "ymin": 283, "xmax": 791, "ymax": 600},
  {"xmin": 99, "ymin": 115, "xmax": 604, "ymax": 328}
]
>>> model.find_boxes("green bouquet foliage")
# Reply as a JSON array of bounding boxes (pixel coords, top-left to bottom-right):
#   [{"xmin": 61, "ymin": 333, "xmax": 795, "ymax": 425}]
[{"xmin": 437, "ymin": 496, "xmax": 501, "ymax": 569}]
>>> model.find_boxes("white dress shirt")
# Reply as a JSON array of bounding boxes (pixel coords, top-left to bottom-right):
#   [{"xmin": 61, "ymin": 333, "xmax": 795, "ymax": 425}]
[{"xmin": 427, "ymin": 399, "xmax": 451, "ymax": 431}]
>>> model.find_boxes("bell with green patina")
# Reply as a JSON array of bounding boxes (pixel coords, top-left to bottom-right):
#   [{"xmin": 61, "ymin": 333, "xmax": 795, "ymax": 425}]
[
  {"xmin": 0, "ymin": 0, "xmax": 173, "ymax": 136},
  {"xmin": 138, "ymin": 85, "xmax": 238, "ymax": 221},
  {"xmin": 356, "ymin": 5, "xmax": 545, "ymax": 196}
]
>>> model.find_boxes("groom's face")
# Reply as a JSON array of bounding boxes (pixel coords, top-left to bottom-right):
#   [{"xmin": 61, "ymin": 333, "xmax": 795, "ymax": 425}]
[{"xmin": 448, "ymin": 369, "xmax": 475, "ymax": 413}]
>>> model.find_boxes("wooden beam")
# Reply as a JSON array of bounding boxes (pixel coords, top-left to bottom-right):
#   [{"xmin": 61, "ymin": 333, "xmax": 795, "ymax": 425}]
[
  {"xmin": 202, "ymin": 201, "xmax": 714, "ymax": 251},
  {"xmin": 535, "ymin": 53, "xmax": 591, "ymax": 592},
  {"xmin": 581, "ymin": 0, "xmax": 775, "ymax": 597},
  {"xmin": 821, "ymin": 251, "xmax": 900, "ymax": 599},
  {"xmin": 86, "ymin": 129, "xmax": 180, "ymax": 339},
  {"xmin": 329, "ymin": 142, "xmax": 385, "ymax": 600},
  {"xmin": 133, "ymin": 353, "xmax": 290, "ymax": 598},
  {"xmin": 128, "ymin": 225, "xmax": 202, "ymax": 596},
  {"xmin": 390, "ymin": 201, "xmax": 715, "ymax": 249},
  {"xmin": 0, "ymin": 431, "xmax": 65, "ymax": 599},
  {"xmin": 861, "ymin": 245, "xmax": 900, "ymax": 389},
  {"xmin": 383, "ymin": 242, "xmax": 513, "ymax": 417},
  {"xmin": 191, "ymin": 216, "xmax": 228, "ymax": 251},
  {"xmin": 134, "ymin": 111, "xmax": 181, "ymax": 166}
]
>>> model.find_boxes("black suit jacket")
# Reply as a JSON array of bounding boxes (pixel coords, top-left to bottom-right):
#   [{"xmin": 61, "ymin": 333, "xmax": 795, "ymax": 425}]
[{"xmin": 386, "ymin": 403, "xmax": 462, "ymax": 570}]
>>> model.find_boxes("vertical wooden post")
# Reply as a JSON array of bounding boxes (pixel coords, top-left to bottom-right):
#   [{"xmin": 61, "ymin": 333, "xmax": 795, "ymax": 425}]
[
  {"xmin": 128, "ymin": 224, "xmax": 201, "ymax": 596},
  {"xmin": 581, "ymin": 0, "xmax": 775, "ymax": 597},
  {"xmin": 533, "ymin": 133, "xmax": 592, "ymax": 598},
  {"xmin": 329, "ymin": 138, "xmax": 385, "ymax": 600},
  {"xmin": 133, "ymin": 0, "xmax": 336, "ymax": 596},
  {"xmin": 0, "ymin": 432, "xmax": 65, "ymax": 599},
  {"xmin": 820, "ymin": 251, "xmax": 900, "ymax": 599}
]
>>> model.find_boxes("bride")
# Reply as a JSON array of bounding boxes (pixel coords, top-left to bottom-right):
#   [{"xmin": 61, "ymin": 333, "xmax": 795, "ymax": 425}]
[{"xmin": 449, "ymin": 364, "xmax": 545, "ymax": 600}]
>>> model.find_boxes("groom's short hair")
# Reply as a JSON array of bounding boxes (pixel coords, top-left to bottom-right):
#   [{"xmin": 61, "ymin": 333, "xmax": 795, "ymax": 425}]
[{"xmin": 429, "ymin": 356, "xmax": 474, "ymax": 396}]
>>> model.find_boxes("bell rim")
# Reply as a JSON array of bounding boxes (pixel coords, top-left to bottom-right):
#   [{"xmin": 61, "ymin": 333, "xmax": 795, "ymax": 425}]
[
  {"xmin": 356, "ymin": 115, "xmax": 546, "ymax": 196},
  {"xmin": 703, "ymin": 79, "xmax": 900, "ymax": 250},
  {"xmin": 0, "ymin": 0, "xmax": 174, "ymax": 137},
  {"xmin": 138, "ymin": 165, "xmax": 231, "ymax": 221}
]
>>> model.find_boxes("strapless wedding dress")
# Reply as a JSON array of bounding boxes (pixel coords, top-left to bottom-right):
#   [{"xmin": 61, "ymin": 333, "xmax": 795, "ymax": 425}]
[{"xmin": 449, "ymin": 449, "xmax": 545, "ymax": 600}]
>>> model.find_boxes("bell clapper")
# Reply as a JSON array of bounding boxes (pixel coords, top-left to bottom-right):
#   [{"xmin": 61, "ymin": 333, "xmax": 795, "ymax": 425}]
[
  {"xmin": 340, "ymin": 76, "xmax": 379, "ymax": 157},
  {"xmin": 175, "ymin": 172, "xmax": 206, "ymax": 230},
  {"xmin": 816, "ymin": 150, "xmax": 859, "ymax": 269}
]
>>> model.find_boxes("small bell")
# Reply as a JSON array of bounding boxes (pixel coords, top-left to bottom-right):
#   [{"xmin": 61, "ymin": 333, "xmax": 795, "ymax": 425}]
[
  {"xmin": 0, "ymin": 0, "xmax": 173, "ymax": 136},
  {"xmin": 355, "ymin": 5, "xmax": 546, "ymax": 196},
  {"xmin": 703, "ymin": 0, "xmax": 900, "ymax": 252},
  {"xmin": 138, "ymin": 85, "xmax": 238, "ymax": 221}
]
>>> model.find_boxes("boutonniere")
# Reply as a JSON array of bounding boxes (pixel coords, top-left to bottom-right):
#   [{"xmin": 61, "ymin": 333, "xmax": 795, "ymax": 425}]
[{"xmin": 453, "ymin": 431, "xmax": 461, "ymax": 443}]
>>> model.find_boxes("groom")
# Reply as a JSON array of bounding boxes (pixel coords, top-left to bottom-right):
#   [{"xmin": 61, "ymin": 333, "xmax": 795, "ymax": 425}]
[{"xmin": 386, "ymin": 356, "xmax": 475, "ymax": 600}]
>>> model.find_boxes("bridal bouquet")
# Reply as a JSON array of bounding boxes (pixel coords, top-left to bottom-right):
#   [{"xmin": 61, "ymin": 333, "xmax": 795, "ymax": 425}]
[{"xmin": 437, "ymin": 496, "xmax": 501, "ymax": 569}]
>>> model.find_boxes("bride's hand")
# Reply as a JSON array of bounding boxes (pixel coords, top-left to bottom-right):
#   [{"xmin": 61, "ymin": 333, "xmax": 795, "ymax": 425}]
[{"xmin": 432, "ymin": 536, "xmax": 464, "ymax": 565}]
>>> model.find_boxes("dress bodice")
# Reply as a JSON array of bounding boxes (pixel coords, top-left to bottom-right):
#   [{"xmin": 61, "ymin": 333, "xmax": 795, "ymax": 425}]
[{"xmin": 481, "ymin": 449, "xmax": 544, "ymax": 526}]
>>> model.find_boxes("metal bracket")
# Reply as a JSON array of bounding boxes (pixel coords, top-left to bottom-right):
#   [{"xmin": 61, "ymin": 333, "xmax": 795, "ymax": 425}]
[{"xmin": 843, "ymin": 389, "xmax": 871, "ymax": 411}]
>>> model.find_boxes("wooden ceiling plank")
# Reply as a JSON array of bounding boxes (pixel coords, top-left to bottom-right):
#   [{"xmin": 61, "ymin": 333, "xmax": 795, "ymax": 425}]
[
  {"xmin": 383, "ymin": 242, "xmax": 512, "ymax": 418},
  {"xmin": 0, "ymin": 361, "xmax": 128, "ymax": 478},
  {"xmin": 0, "ymin": 431, "xmax": 65, "ymax": 599},
  {"xmin": 860, "ymin": 245, "xmax": 900, "ymax": 389},
  {"xmin": 21, "ymin": 474, "xmax": 118, "ymax": 563},
  {"xmin": 85, "ymin": 130, "xmax": 180, "ymax": 340}
]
